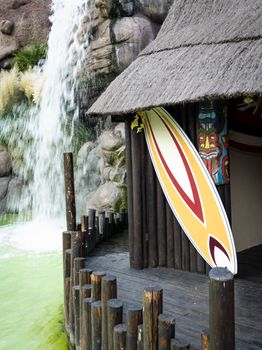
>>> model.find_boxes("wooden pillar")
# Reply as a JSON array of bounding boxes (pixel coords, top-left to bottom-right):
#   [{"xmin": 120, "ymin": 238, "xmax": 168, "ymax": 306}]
[
  {"xmin": 102, "ymin": 275, "xmax": 118, "ymax": 350},
  {"xmin": 73, "ymin": 285, "xmax": 81, "ymax": 349},
  {"xmin": 125, "ymin": 119, "xmax": 134, "ymax": 267},
  {"xmin": 64, "ymin": 152, "xmax": 76, "ymax": 231},
  {"xmin": 114, "ymin": 324, "xmax": 127, "ymax": 350},
  {"xmin": 201, "ymin": 330, "xmax": 210, "ymax": 350},
  {"xmin": 92, "ymin": 301, "xmax": 102, "ymax": 350},
  {"xmin": 126, "ymin": 305, "xmax": 143, "ymax": 350},
  {"xmin": 107, "ymin": 299, "xmax": 123, "ymax": 350},
  {"xmin": 91, "ymin": 271, "xmax": 106, "ymax": 301},
  {"xmin": 158, "ymin": 314, "xmax": 175, "ymax": 350},
  {"xmin": 170, "ymin": 340, "xmax": 190, "ymax": 350},
  {"xmin": 166, "ymin": 203, "xmax": 174, "ymax": 268},
  {"xmin": 82, "ymin": 297, "xmax": 92, "ymax": 350},
  {"xmin": 156, "ymin": 181, "xmax": 167, "ymax": 267},
  {"xmin": 147, "ymin": 152, "xmax": 158, "ymax": 267},
  {"xmin": 131, "ymin": 129, "xmax": 143, "ymax": 269},
  {"xmin": 141, "ymin": 134, "xmax": 149, "ymax": 268},
  {"xmin": 137, "ymin": 324, "xmax": 143, "ymax": 350},
  {"xmin": 143, "ymin": 287, "xmax": 163, "ymax": 350},
  {"xmin": 209, "ymin": 268, "xmax": 235, "ymax": 350}
]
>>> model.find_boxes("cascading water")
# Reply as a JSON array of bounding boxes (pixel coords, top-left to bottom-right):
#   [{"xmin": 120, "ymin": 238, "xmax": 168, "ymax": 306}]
[
  {"xmin": 1, "ymin": 0, "xmax": 92, "ymax": 219},
  {"xmin": 0, "ymin": 1, "xmax": 94, "ymax": 349}
]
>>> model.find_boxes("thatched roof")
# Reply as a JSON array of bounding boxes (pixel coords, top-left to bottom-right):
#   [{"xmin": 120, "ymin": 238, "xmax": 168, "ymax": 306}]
[{"xmin": 87, "ymin": 0, "xmax": 262, "ymax": 116}]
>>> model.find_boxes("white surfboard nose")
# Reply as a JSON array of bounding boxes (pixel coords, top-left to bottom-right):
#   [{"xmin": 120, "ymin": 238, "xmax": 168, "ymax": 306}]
[{"xmin": 209, "ymin": 235, "xmax": 237, "ymax": 274}]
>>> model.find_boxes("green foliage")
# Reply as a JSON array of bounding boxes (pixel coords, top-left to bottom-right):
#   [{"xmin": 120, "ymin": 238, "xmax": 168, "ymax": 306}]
[{"xmin": 13, "ymin": 44, "xmax": 47, "ymax": 72}]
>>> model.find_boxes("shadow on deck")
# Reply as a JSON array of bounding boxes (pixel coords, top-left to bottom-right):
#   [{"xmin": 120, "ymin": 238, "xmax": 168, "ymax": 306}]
[{"xmin": 86, "ymin": 231, "xmax": 262, "ymax": 350}]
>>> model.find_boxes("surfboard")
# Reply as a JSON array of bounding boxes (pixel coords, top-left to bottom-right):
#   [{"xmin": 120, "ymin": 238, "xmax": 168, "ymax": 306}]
[{"xmin": 142, "ymin": 107, "xmax": 237, "ymax": 274}]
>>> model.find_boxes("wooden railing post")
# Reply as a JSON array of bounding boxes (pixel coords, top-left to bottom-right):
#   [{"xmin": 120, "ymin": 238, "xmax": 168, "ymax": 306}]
[
  {"xmin": 91, "ymin": 271, "xmax": 106, "ymax": 301},
  {"xmin": 158, "ymin": 314, "xmax": 175, "ymax": 350},
  {"xmin": 82, "ymin": 297, "xmax": 92, "ymax": 350},
  {"xmin": 126, "ymin": 305, "xmax": 143, "ymax": 350},
  {"xmin": 64, "ymin": 152, "xmax": 76, "ymax": 231},
  {"xmin": 137, "ymin": 324, "xmax": 143, "ymax": 350},
  {"xmin": 143, "ymin": 286, "xmax": 163, "ymax": 350},
  {"xmin": 114, "ymin": 324, "xmax": 127, "ymax": 350},
  {"xmin": 170, "ymin": 340, "xmax": 190, "ymax": 350},
  {"xmin": 209, "ymin": 267, "xmax": 235, "ymax": 350},
  {"xmin": 107, "ymin": 299, "xmax": 123, "ymax": 350},
  {"xmin": 102, "ymin": 275, "xmax": 118, "ymax": 350},
  {"xmin": 92, "ymin": 301, "xmax": 102, "ymax": 350}
]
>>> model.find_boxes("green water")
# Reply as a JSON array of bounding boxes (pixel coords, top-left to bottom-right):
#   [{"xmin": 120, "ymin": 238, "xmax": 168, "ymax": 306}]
[{"xmin": 0, "ymin": 222, "xmax": 68, "ymax": 350}]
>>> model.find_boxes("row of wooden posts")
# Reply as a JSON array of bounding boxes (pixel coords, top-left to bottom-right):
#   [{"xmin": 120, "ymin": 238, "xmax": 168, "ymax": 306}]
[
  {"xmin": 63, "ymin": 226, "xmax": 235, "ymax": 350},
  {"xmin": 63, "ymin": 152, "xmax": 235, "ymax": 350}
]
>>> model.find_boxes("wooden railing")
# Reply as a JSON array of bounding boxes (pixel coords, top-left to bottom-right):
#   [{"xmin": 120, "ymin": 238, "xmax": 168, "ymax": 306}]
[
  {"xmin": 63, "ymin": 152, "xmax": 235, "ymax": 350},
  {"xmin": 62, "ymin": 226, "xmax": 235, "ymax": 350}
]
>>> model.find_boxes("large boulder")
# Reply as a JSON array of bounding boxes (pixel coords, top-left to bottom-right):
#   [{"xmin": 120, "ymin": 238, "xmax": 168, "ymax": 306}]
[
  {"xmin": 6, "ymin": 176, "xmax": 23, "ymax": 211},
  {"xmin": 86, "ymin": 181, "xmax": 121, "ymax": 211},
  {"xmin": 0, "ymin": 0, "xmax": 51, "ymax": 62},
  {"xmin": 0, "ymin": 176, "xmax": 10, "ymax": 200},
  {"xmin": 0, "ymin": 148, "xmax": 12, "ymax": 176}
]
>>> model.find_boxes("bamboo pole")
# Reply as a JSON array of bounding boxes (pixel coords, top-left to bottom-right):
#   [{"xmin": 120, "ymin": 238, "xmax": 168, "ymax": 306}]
[
  {"xmin": 64, "ymin": 152, "xmax": 76, "ymax": 231},
  {"xmin": 166, "ymin": 203, "xmax": 174, "ymax": 268},
  {"xmin": 156, "ymin": 180, "xmax": 167, "ymax": 267}
]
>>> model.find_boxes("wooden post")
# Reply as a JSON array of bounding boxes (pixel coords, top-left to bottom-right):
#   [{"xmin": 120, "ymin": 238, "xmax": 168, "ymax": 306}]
[
  {"xmin": 73, "ymin": 285, "xmax": 81, "ymax": 349},
  {"xmin": 158, "ymin": 314, "xmax": 175, "ymax": 350},
  {"xmin": 131, "ymin": 129, "xmax": 143, "ymax": 269},
  {"xmin": 107, "ymin": 299, "xmax": 123, "ymax": 350},
  {"xmin": 137, "ymin": 324, "xmax": 143, "ymax": 350},
  {"xmin": 114, "ymin": 324, "xmax": 127, "ymax": 350},
  {"xmin": 74, "ymin": 257, "xmax": 86, "ymax": 286},
  {"xmin": 166, "ymin": 203, "xmax": 174, "ymax": 268},
  {"xmin": 170, "ymin": 339, "xmax": 190, "ymax": 350},
  {"xmin": 173, "ymin": 218, "xmax": 182, "ymax": 270},
  {"xmin": 141, "ymin": 135, "xmax": 149, "ymax": 268},
  {"xmin": 126, "ymin": 305, "xmax": 143, "ymax": 350},
  {"xmin": 156, "ymin": 180, "xmax": 167, "ymax": 267},
  {"xmin": 201, "ymin": 330, "xmax": 210, "ymax": 350},
  {"xmin": 102, "ymin": 275, "xmax": 118, "ymax": 350},
  {"xmin": 82, "ymin": 297, "xmax": 92, "ymax": 350},
  {"xmin": 81, "ymin": 215, "xmax": 89, "ymax": 256},
  {"xmin": 209, "ymin": 268, "xmax": 235, "ymax": 350},
  {"xmin": 147, "ymin": 155, "xmax": 158, "ymax": 267},
  {"xmin": 64, "ymin": 152, "xmax": 76, "ymax": 231},
  {"xmin": 80, "ymin": 268, "xmax": 93, "ymax": 287},
  {"xmin": 143, "ymin": 287, "xmax": 163, "ymax": 350},
  {"xmin": 92, "ymin": 301, "xmax": 102, "ymax": 350},
  {"xmin": 88, "ymin": 209, "xmax": 96, "ymax": 251},
  {"xmin": 64, "ymin": 276, "xmax": 71, "ymax": 331},
  {"xmin": 91, "ymin": 271, "xmax": 106, "ymax": 301}
]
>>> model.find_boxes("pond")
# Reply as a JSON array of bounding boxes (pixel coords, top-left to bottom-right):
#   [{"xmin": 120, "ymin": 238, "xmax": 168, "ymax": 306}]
[{"xmin": 0, "ymin": 219, "xmax": 68, "ymax": 350}]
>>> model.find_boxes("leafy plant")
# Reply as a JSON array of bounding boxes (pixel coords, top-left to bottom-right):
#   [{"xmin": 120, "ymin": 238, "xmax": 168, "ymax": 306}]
[
  {"xmin": 0, "ymin": 66, "xmax": 22, "ymax": 113},
  {"xmin": 13, "ymin": 44, "xmax": 47, "ymax": 72}
]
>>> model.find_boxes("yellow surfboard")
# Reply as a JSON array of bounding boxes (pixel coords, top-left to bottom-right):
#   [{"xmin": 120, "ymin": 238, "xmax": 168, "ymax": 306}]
[{"xmin": 142, "ymin": 107, "xmax": 237, "ymax": 274}]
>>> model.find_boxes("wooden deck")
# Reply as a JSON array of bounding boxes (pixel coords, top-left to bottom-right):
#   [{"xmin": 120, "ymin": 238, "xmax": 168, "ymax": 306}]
[{"xmin": 86, "ymin": 231, "xmax": 262, "ymax": 350}]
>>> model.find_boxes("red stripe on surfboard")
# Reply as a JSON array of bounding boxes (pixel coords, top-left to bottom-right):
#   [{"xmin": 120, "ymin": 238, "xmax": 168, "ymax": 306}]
[{"xmin": 147, "ymin": 113, "xmax": 204, "ymax": 223}]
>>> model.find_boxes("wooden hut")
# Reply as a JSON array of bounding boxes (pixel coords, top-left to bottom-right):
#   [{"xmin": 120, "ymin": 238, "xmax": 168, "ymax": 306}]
[{"xmin": 87, "ymin": 0, "xmax": 262, "ymax": 274}]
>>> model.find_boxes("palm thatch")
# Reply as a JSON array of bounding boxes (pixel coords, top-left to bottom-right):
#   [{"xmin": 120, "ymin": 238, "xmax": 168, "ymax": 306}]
[{"xmin": 87, "ymin": 0, "xmax": 262, "ymax": 116}]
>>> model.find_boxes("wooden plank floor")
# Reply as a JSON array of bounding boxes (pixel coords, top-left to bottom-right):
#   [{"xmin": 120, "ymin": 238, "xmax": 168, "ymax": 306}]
[{"xmin": 87, "ymin": 232, "xmax": 262, "ymax": 350}]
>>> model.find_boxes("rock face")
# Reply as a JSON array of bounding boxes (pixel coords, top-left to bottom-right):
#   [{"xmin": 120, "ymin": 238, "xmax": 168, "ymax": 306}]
[
  {"xmin": 0, "ymin": 146, "xmax": 23, "ymax": 212},
  {"xmin": 0, "ymin": 0, "xmax": 51, "ymax": 63}
]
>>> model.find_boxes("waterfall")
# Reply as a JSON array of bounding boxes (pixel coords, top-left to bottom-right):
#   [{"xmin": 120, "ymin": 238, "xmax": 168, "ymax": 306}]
[{"xmin": 0, "ymin": 0, "xmax": 92, "ymax": 220}]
